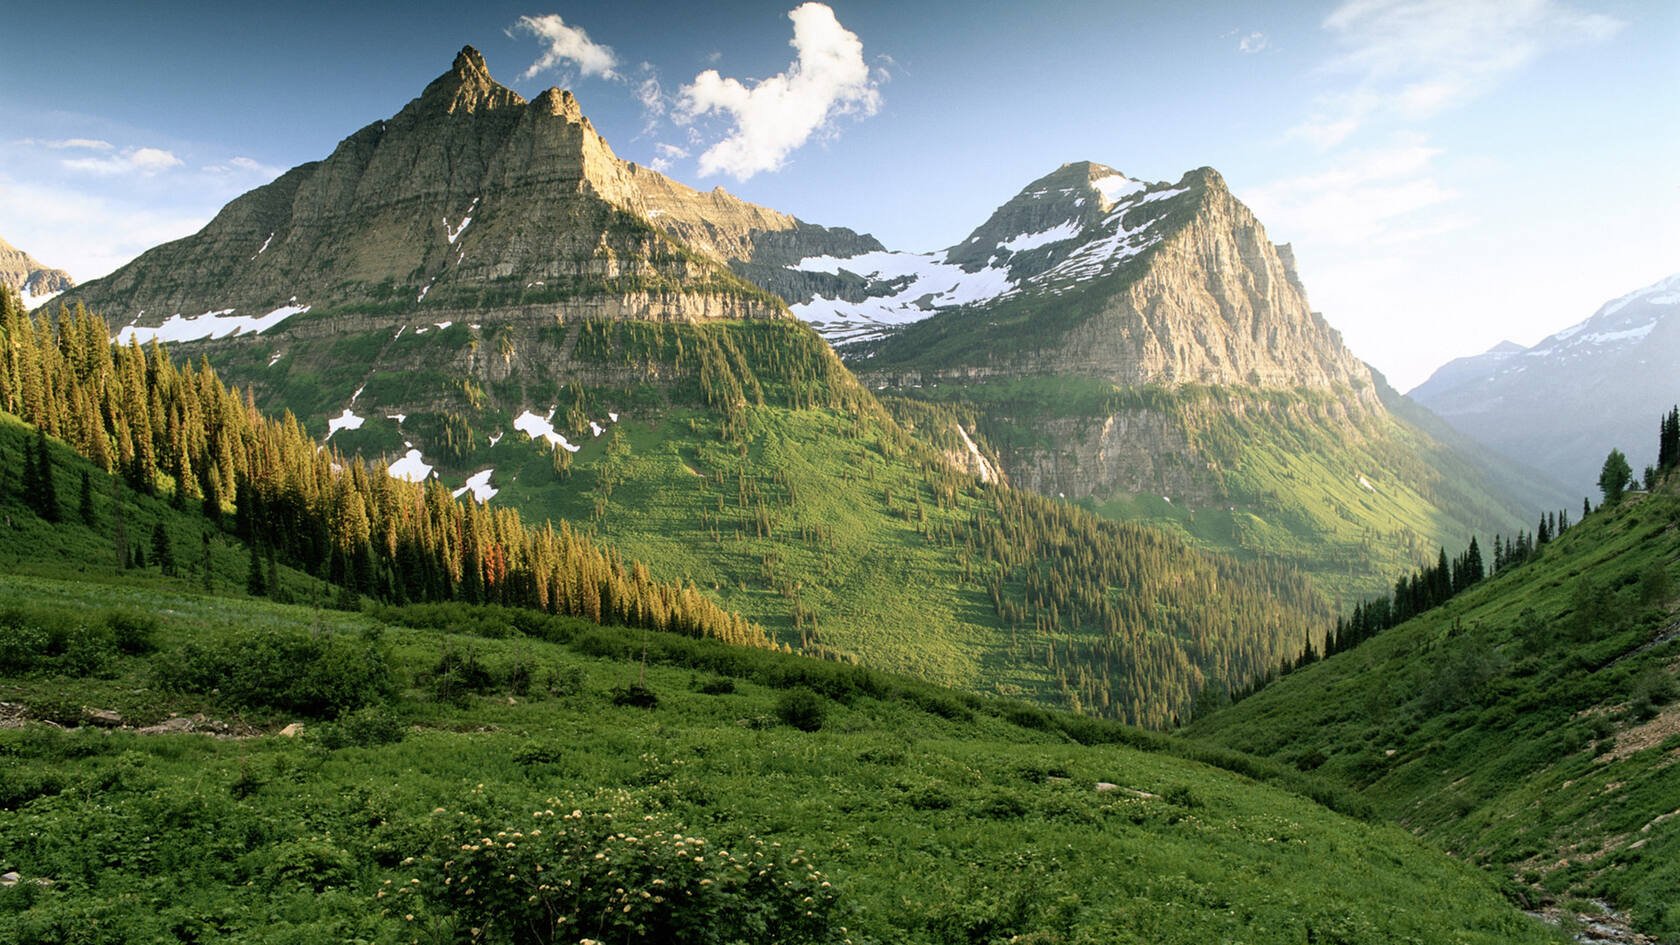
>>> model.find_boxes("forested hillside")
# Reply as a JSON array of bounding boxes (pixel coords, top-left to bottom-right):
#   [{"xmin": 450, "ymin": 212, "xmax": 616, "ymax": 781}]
[{"xmin": 1186, "ymin": 427, "xmax": 1680, "ymax": 940}]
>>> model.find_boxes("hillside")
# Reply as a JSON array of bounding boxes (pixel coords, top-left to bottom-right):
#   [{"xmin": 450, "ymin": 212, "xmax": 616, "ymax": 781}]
[
  {"xmin": 1411, "ymin": 272, "xmax": 1680, "ymax": 493},
  {"xmin": 0, "ymin": 567, "xmax": 1564, "ymax": 944},
  {"xmin": 767, "ymin": 162, "xmax": 1564, "ymax": 603},
  {"xmin": 1185, "ymin": 466, "xmax": 1680, "ymax": 940}
]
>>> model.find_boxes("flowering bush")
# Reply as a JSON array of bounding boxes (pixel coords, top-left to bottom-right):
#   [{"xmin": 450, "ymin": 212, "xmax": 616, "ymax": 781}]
[{"xmin": 397, "ymin": 796, "xmax": 850, "ymax": 945}]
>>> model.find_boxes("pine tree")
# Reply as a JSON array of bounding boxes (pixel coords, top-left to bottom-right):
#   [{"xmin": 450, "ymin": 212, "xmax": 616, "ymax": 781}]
[
  {"xmin": 112, "ymin": 477, "xmax": 128, "ymax": 571},
  {"xmin": 151, "ymin": 522, "xmax": 174, "ymax": 576},
  {"xmin": 33, "ymin": 428, "xmax": 58, "ymax": 522},
  {"xmin": 246, "ymin": 542, "xmax": 267, "ymax": 597},
  {"xmin": 1599, "ymin": 448, "xmax": 1632, "ymax": 506},
  {"xmin": 78, "ymin": 470, "xmax": 95, "ymax": 526}
]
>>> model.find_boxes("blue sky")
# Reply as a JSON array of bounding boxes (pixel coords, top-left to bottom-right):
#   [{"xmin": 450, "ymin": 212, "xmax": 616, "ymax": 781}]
[{"xmin": 2, "ymin": 0, "xmax": 1675, "ymax": 389}]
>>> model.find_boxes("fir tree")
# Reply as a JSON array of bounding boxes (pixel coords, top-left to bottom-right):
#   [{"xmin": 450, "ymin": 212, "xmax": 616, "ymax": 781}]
[
  {"xmin": 151, "ymin": 522, "xmax": 174, "ymax": 576},
  {"xmin": 79, "ymin": 470, "xmax": 95, "ymax": 526},
  {"xmin": 246, "ymin": 542, "xmax": 267, "ymax": 597},
  {"xmin": 1599, "ymin": 449, "xmax": 1632, "ymax": 506},
  {"xmin": 32, "ymin": 428, "xmax": 58, "ymax": 522}
]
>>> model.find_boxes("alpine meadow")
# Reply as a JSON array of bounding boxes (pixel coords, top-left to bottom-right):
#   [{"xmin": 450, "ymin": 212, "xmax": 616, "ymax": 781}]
[{"xmin": 3, "ymin": 4, "xmax": 1677, "ymax": 944}]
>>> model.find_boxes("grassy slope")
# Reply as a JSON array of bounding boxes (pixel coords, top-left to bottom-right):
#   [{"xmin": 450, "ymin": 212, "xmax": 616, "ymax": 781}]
[
  {"xmin": 889, "ymin": 377, "xmax": 1562, "ymax": 606},
  {"xmin": 0, "ymin": 572, "xmax": 1564, "ymax": 945},
  {"xmin": 1185, "ymin": 479, "xmax": 1680, "ymax": 939}
]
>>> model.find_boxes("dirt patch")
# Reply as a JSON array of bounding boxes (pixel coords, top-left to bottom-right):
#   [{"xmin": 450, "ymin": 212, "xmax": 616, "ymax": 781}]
[{"xmin": 1594, "ymin": 700, "xmax": 1680, "ymax": 764}]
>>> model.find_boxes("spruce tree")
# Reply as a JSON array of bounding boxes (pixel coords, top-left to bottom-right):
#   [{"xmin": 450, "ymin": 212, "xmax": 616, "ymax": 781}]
[
  {"xmin": 33, "ymin": 428, "xmax": 58, "ymax": 522},
  {"xmin": 246, "ymin": 542, "xmax": 267, "ymax": 597},
  {"xmin": 151, "ymin": 522, "xmax": 174, "ymax": 576},
  {"xmin": 1599, "ymin": 448, "xmax": 1632, "ymax": 506},
  {"xmin": 79, "ymin": 470, "xmax": 95, "ymax": 526}
]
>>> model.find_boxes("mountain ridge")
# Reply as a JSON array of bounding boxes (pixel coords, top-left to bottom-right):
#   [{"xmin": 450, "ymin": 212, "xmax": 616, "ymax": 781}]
[{"xmin": 0, "ymin": 235, "xmax": 74, "ymax": 310}]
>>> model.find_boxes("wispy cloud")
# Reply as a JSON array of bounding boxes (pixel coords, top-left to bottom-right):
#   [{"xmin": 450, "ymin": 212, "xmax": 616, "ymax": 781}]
[
  {"xmin": 678, "ymin": 2, "xmax": 881, "ymax": 180},
  {"xmin": 1238, "ymin": 32, "xmax": 1269, "ymax": 53},
  {"xmin": 511, "ymin": 13, "xmax": 619, "ymax": 81},
  {"xmin": 1243, "ymin": 137, "xmax": 1464, "ymax": 246},
  {"xmin": 1295, "ymin": 0, "xmax": 1624, "ymax": 146},
  {"xmin": 62, "ymin": 146, "xmax": 183, "ymax": 176},
  {"xmin": 27, "ymin": 137, "xmax": 115, "ymax": 151},
  {"xmin": 648, "ymin": 143, "xmax": 689, "ymax": 173}
]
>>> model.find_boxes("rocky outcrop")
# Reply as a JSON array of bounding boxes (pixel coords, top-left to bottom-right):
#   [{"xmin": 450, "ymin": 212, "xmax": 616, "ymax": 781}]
[
  {"xmin": 0, "ymin": 236, "xmax": 74, "ymax": 306},
  {"xmin": 55, "ymin": 47, "xmax": 870, "ymax": 331}
]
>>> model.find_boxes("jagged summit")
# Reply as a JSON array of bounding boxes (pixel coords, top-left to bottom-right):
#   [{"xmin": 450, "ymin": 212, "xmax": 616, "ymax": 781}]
[{"xmin": 54, "ymin": 46, "xmax": 874, "ymax": 331}]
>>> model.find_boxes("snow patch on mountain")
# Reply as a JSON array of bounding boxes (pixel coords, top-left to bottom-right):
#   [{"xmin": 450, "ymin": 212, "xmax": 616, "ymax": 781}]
[
  {"xmin": 388, "ymin": 449, "xmax": 434, "ymax": 482},
  {"xmin": 114, "ymin": 303, "xmax": 310, "ymax": 346},
  {"xmin": 999, "ymin": 221, "xmax": 1081, "ymax": 253},
  {"xmin": 514, "ymin": 409, "xmax": 580, "ymax": 452},
  {"xmin": 452, "ymin": 468, "xmax": 497, "ymax": 503},
  {"xmin": 325, "ymin": 409, "xmax": 365, "ymax": 439}
]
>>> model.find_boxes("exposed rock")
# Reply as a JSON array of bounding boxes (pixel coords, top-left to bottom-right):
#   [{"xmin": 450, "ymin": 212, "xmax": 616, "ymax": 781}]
[
  {"xmin": 278, "ymin": 722, "xmax": 304, "ymax": 737},
  {"xmin": 54, "ymin": 46, "xmax": 869, "ymax": 334},
  {"xmin": 0, "ymin": 235, "xmax": 74, "ymax": 307},
  {"xmin": 137, "ymin": 716, "xmax": 196, "ymax": 735},
  {"xmin": 0, "ymin": 872, "xmax": 19, "ymax": 887},
  {"xmin": 83, "ymin": 708, "xmax": 123, "ymax": 727}
]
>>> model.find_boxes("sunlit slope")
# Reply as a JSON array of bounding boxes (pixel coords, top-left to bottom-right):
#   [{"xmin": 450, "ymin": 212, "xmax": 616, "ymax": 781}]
[{"xmin": 1186, "ymin": 478, "xmax": 1680, "ymax": 939}]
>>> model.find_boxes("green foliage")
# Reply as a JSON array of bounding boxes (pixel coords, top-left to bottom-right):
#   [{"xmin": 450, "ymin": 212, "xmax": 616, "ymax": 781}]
[
  {"xmin": 1188, "ymin": 481, "xmax": 1680, "ymax": 940},
  {"xmin": 774, "ymin": 686, "xmax": 826, "ymax": 731},
  {"xmin": 155, "ymin": 629, "xmax": 395, "ymax": 718},
  {"xmin": 0, "ymin": 565, "xmax": 1564, "ymax": 945},
  {"xmin": 1600, "ymin": 447, "xmax": 1632, "ymax": 505}
]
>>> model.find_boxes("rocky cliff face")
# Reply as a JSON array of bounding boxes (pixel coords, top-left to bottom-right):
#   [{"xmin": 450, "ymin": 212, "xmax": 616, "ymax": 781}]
[
  {"xmin": 0, "ymin": 236, "xmax": 74, "ymax": 309},
  {"xmin": 55, "ymin": 47, "xmax": 873, "ymax": 332}
]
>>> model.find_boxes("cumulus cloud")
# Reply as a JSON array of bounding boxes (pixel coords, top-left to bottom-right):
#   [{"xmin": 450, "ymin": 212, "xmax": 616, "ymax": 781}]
[
  {"xmin": 512, "ymin": 13, "xmax": 619, "ymax": 81},
  {"xmin": 62, "ymin": 146, "xmax": 184, "ymax": 176},
  {"xmin": 678, "ymin": 2, "xmax": 881, "ymax": 180},
  {"xmin": 1295, "ymin": 0, "xmax": 1624, "ymax": 145},
  {"xmin": 1238, "ymin": 32, "xmax": 1269, "ymax": 53}
]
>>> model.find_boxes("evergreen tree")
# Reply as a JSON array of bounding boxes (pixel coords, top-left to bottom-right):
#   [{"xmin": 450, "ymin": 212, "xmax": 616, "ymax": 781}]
[
  {"xmin": 32, "ymin": 428, "xmax": 58, "ymax": 522},
  {"xmin": 19, "ymin": 434, "xmax": 39, "ymax": 509},
  {"xmin": 246, "ymin": 542, "xmax": 267, "ymax": 597},
  {"xmin": 1583, "ymin": 496, "xmax": 1592, "ymax": 519},
  {"xmin": 112, "ymin": 477, "xmax": 128, "ymax": 571},
  {"xmin": 151, "ymin": 522, "xmax": 174, "ymax": 576},
  {"xmin": 202, "ymin": 532, "xmax": 214, "ymax": 591},
  {"xmin": 1599, "ymin": 449, "xmax": 1633, "ymax": 506},
  {"xmin": 78, "ymin": 470, "xmax": 95, "ymax": 526}
]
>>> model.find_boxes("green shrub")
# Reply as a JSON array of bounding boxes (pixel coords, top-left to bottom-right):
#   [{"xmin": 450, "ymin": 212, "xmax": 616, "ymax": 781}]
[
  {"xmin": 411, "ymin": 804, "xmax": 847, "ymax": 945},
  {"xmin": 102, "ymin": 610, "xmax": 158, "ymax": 655},
  {"xmin": 319, "ymin": 706, "xmax": 408, "ymax": 749},
  {"xmin": 610, "ymin": 682, "xmax": 660, "ymax": 708},
  {"xmin": 775, "ymin": 687, "xmax": 826, "ymax": 731},
  {"xmin": 154, "ymin": 630, "xmax": 394, "ymax": 718},
  {"xmin": 694, "ymin": 675, "xmax": 736, "ymax": 695},
  {"xmin": 0, "ymin": 606, "xmax": 115, "ymax": 678}
]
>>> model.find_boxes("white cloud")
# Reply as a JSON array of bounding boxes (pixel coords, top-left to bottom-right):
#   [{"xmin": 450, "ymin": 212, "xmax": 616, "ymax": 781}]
[
  {"xmin": 62, "ymin": 146, "xmax": 183, "ymax": 176},
  {"xmin": 1238, "ymin": 32, "xmax": 1269, "ymax": 53},
  {"xmin": 648, "ymin": 142, "xmax": 688, "ymax": 173},
  {"xmin": 678, "ymin": 2, "xmax": 881, "ymax": 180},
  {"xmin": 512, "ymin": 13, "xmax": 619, "ymax": 81},
  {"xmin": 33, "ymin": 137, "xmax": 115, "ymax": 151},
  {"xmin": 0, "ymin": 173, "xmax": 207, "ymax": 281},
  {"xmin": 1298, "ymin": 0, "xmax": 1625, "ymax": 143},
  {"xmin": 202, "ymin": 155, "xmax": 282, "ymax": 176},
  {"xmin": 1242, "ymin": 138, "xmax": 1461, "ymax": 246}
]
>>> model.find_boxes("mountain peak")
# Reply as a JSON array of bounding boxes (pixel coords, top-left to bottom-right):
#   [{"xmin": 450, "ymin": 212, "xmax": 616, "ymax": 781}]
[
  {"xmin": 454, "ymin": 45, "xmax": 489, "ymax": 78},
  {"xmin": 417, "ymin": 44, "xmax": 523, "ymax": 116}
]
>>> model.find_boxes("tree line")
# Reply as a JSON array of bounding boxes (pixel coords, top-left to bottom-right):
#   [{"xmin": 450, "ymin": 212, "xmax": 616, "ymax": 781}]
[{"xmin": 0, "ymin": 289, "xmax": 767, "ymax": 648}]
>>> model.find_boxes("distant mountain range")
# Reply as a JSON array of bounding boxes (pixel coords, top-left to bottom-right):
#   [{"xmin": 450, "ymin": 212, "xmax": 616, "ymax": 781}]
[
  {"xmin": 0, "ymin": 236, "xmax": 73, "ymax": 310},
  {"xmin": 1410, "ymin": 272, "xmax": 1680, "ymax": 492}
]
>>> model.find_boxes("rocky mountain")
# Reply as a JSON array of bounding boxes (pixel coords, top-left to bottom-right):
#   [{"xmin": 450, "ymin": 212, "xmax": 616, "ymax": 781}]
[
  {"xmin": 0, "ymin": 236, "xmax": 74, "ymax": 310},
  {"xmin": 1409, "ymin": 272, "xmax": 1680, "ymax": 493},
  {"xmin": 55, "ymin": 46, "xmax": 876, "ymax": 335},
  {"xmin": 28, "ymin": 47, "xmax": 1348, "ymax": 724},
  {"xmin": 759, "ymin": 162, "xmax": 1562, "ymax": 601}
]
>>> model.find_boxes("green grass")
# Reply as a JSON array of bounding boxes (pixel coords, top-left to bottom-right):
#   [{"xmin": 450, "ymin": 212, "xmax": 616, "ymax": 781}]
[
  {"xmin": 0, "ymin": 573, "xmax": 1565, "ymax": 945},
  {"xmin": 1185, "ymin": 479, "xmax": 1680, "ymax": 939}
]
